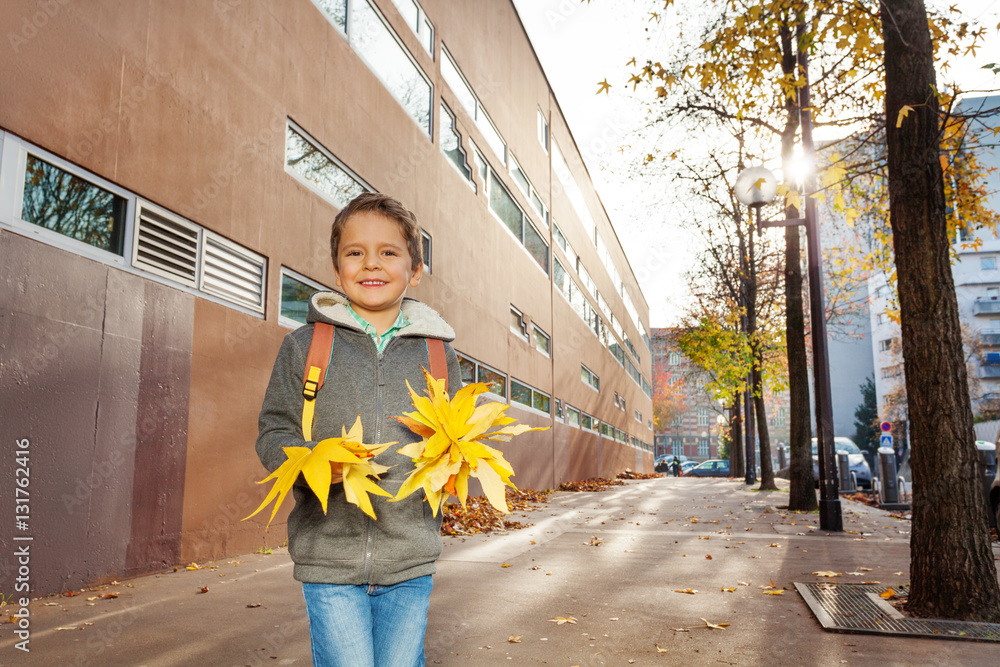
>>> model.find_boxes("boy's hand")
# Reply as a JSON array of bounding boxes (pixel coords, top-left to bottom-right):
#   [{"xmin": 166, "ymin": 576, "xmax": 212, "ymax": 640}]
[{"xmin": 330, "ymin": 461, "xmax": 344, "ymax": 485}]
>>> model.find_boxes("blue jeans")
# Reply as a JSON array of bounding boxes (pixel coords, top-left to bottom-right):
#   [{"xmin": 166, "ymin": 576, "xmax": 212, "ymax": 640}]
[{"xmin": 302, "ymin": 576, "xmax": 433, "ymax": 667}]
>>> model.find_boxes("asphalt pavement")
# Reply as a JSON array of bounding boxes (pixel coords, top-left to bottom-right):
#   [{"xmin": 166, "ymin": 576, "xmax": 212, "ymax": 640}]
[{"xmin": 2, "ymin": 477, "xmax": 999, "ymax": 666}]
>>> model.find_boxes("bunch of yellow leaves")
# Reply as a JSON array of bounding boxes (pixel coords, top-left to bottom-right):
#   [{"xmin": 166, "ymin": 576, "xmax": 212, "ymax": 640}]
[
  {"xmin": 244, "ymin": 416, "xmax": 396, "ymax": 528},
  {"xmin": 393, "ymin": 369, "xmax": 548, "ymax": 516}
]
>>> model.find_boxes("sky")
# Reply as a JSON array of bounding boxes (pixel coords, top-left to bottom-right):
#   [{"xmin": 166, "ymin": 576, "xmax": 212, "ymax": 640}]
[{"xmin": 512, "ymin": 0, "xmax": 1000, "ymax": 328}]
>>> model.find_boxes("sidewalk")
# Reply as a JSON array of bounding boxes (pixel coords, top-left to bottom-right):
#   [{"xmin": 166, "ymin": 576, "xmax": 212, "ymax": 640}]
[{"xmin": 2, "ymin": 478, "xmax": 998, "ymax": 666}]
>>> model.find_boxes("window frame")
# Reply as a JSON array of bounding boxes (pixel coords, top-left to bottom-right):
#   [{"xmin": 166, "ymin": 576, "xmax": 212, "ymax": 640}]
[
  {"xmin": 532, "ymin": 324, "xmax": 551, "ymax": 357},
  {"xmin": 279, "ymin": 267, "xmax": 329, "ymax": 329},
  {"xmin": 421, "ymin": 229, "xmax": 432, "ymax": 274},
  {"xmin": 438, "ymin": 101, "xmax": 475, "ymax": 189},
  {"xmin": 537, "ymin": 107, "xmax": 549, "ymax": 153},
  {"xmin": 2, "ymin": 133, "xmax": 137, "ymax": 268},
  {"xmin": 284, "ymin": 120, "xmax": 374, "ymax": 210}
]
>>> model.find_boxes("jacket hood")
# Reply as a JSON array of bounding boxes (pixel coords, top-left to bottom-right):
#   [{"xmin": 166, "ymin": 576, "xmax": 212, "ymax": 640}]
[{"xmin": 306, "ymin": 290, "xmax": 455, "ymax": 342}]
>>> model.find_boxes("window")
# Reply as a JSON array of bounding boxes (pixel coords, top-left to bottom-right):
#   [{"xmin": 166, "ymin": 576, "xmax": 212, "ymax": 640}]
[
  {"xmin": 985, "ymin": 353, "xmax": 1000, "ymax": 366},
  {"xmin": 342, "ymin": 0, "xmax": 433, "ymax": 136},
  {"xmin": 471, "ymin": 143, "xmax": 488, "ymax": 185},
  {"xmin": 537, "ymin": 108, "xmax": 549, "ymax": 152},
  {"xmin": 421, "ymin": 230, "xmax": 432, "ymax": 273},
  {"xmin": 484, "ymin": 168, "xmax": 549, "ymax": 273},
  {"xmin": 390, "ymin": 0, "xmax": 434, "ymax": 56},
  {"xmin": 669, "ymin": 352, "xmax": 682, "ymax": 366},
  {"xmin": 533, "ymin": 325, "xmax": 550, "ymax": 356},
  {"xmin": 285, "ymin": 122, "xmax": 371, "ymax": 209},
  {"xmin": 698, "ymin": 439, "xmax": 709, "ymax": 458},
  {"xmin": 551, "ymin": 221, "xmax": 578, "ymax": 268},
  {"xmin": 510, "ymin": 306, "xmax": 528, "ymax": 339},
  {"xmin": 982, "ymin": 257, "xmax": 997, "ymax": 271},
  {"xmin": 879, "ymin": 338, "xmax": 892, "ymax": 352},
  {"xmin": 671, "ymin": 414, "xmax": 683, "ymax": 426},
  {"xmin": 441, "ymin": 46, "xmax": 506, "ymax": 164},
  {"xmin": 439, "ymin": 103, "xmax": 473, "ymax": 186},
  {"xmin": 21, "ymin": 154, "xmax": 127, "ymax": 255},
  {"xmin": 581, "ymin": 364, "xmax": 600, "ymax": 392},
  {"xmin": 314, "ymin": 0, "xmax": 348, "ymax": 31},
  {"xmin": 551, "ymin": 139, "xmax": 595, "ymax": 242},
  {"xmin": 280, "ymin": 269, "xmax": 326, "ymax": 327},
  {"xmin": 600, "ymin": 422, "xmax": 613, "ymax": 438},
  {"xmin": 510, "ymin": 379, "xmax": 531, "ymax": 407},
  {"xmin": 634, "ymin": 409, "xmax": 642, "ymax": 423},
  {"xmin": 876, "ymin": 313, "xmax": 886, "ymax": 325},
  {"xmin": 458, "ymin": 352, "xmax": 507, "ymax": 398},
  {"xmin": 988, "ymin": 287, "xmax": 999, "ymax": 300},
  {"xmin": 620, "ymin": 396, "xmax": 626, "ymax": 412},
  {"xmin": 554, "ymin": 399, "xmax": 564, "ymax": 421},
  {"xmin": 509, "ymin": 155, "xmax": 548, "ymax": 227},
  {"xmin": 697, "ymin": 407, "xmax": 709, "ymax": 426},
  {"xmin": 567, "ymin": 405, "xmax": 580, "ymax": 427},
  {"xmin": 671, "ymin": 438, "xmax": 683, "ymax": 456},
  {"xmin": 775, "ymin": 407, "xmax": 786, "ymax": 428},
  {"xmin": 581, "ymin": 412, "xmax": 596, "ymax": 431}
]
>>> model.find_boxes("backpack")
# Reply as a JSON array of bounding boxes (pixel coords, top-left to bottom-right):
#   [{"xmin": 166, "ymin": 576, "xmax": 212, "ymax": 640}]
[{"xmin": 300, "ymin": 321, "xmax": 448, "ymax": 441}]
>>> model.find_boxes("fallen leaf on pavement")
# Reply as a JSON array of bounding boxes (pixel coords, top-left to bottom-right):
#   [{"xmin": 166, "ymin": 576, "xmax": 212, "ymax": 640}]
[
  {"xmin": 705, "ymin": 555, "xmax": 713, "ymax": 560},
  {"xmin": 548, "ymin": 616, "xmax": 577, "ymax": 625},
  {"xmin": 501, "ymin": 563, "xmax": 511, "ymax": 568},
  {"xmin": 813, "ymin": 571, "xmax": 841, "ymax": 578},
  {"xmin": 508, "ymin": 634, "xmax": 523, "ymax": 643},
  {"xmin": 199, "ymin": 586, "xmax": 209, "ymax": 594},
  {"xmin": 674, "ymin": 589, "xmax": 697, "ymax": 594},
  {"xmin": 721, "ymin": 587, "xmax": 736, "ymax": 592},
  {"xmin": 880, "ymin": 588, "xmax": 898, "ymax": 600},
  {"xmin": 100, "ymin": 592, "xmax": 119, "ymax": 599},
  {"xmin": 655, "ymin": 644, "xmax": 668, "ymax": 652},
  {"xmin": 610, "ymin": 617, "xmax": 619, "ymax": 621},
  {"xmin": 186, "ymin": 563, "xmax": 200, "ymax": 570},
  {"xmin": 763, "ymin": 590, "xmax": 785, "ymax": 595},
  {"xmin": 769, "ymin": 543, "xmax": 781, "ymax": 548},
  {"xmin": 738, "ymin": 581, "xmax": 750, "ymax": 586},
  {"xmin": 759, "ymin": 580, "xmax": 778, "ymax": 589},
  {"xmin": 858, "ymin": 567, "xmax": 873, "ymax": 571},
  {"xmin": 246, "ymin": 603, "xmax": 262, "ymax": 608},
  {"xmin": 863, "ymin": 581, "xmax": 881, "ymax": 585},
  {"xmin": 698, "ymin": 618, "xmax": 730, "ymax": 629}
]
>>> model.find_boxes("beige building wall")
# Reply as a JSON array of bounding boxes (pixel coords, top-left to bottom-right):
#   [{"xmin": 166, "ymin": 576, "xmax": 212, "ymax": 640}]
[{"xmin": 0, "ymin": 0, "xmax": 653, "ymax": 593}]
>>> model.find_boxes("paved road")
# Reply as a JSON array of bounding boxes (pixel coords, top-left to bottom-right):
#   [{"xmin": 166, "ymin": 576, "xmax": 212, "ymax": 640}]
[{"xmin": 2, "ymin": 478, "xmax": 998, "ymax": 666}]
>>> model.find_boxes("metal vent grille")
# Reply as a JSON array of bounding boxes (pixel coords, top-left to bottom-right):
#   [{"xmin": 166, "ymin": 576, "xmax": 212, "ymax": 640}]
[
  {"xmin": 201, "ymin": 233, "xmax": 266, "ymax": 313},
  {"xmin": 796, "ymin": 582, "xmax": 1000, "ymax": 642},
  {"xmin": 133, "ymin": 205, "xmax": 200, "ymax": 287}
]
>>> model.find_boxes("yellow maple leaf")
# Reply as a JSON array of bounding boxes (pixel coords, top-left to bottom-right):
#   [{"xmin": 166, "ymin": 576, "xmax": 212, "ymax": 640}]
[
  {"xmin": 880, "ymin": 588, "xmax": 898, "ymax": 599},
  {"xmin": 393, "ymin": 369, "xmax": 548, "ymax": 516},
  {"xmin": 244, "ymin": 416, "xmax": 396, "ymax": 527},
  {"xmin": 763, "ymin": 590, "xmax": 785, "ymax": 595},
  {"xmin": 596, "ymin": 79, "xmax": 611, "ymax": 95},
  {"xmin": 813, "ymin": 571, "xmax": 841, "ymax": 578},
  {"xmin": 674, "ymin": 588, "xmax": 698, "ymax": 594},
  {"xmin": 548, "ymin": 616, "xmax": 577, "ymax": 625},
  {"xmin": 895, "ymin": 105, "xmax": 914, "ymax": 128}
]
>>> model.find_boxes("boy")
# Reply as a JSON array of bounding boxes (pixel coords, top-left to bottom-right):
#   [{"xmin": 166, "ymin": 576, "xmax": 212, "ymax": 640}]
[{"xmin": 256, "ymin": 192, "xmax": 461, "ymax": 666}]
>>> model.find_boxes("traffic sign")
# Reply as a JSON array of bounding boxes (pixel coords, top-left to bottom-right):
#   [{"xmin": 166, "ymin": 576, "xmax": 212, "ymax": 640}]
[
  {"xmin": 880, "ymin": 434, "xmax": 893, "ymax": 448},
  {"xmin": 880, "ymin": 421, "xmax": 892, "ymax": 433}
]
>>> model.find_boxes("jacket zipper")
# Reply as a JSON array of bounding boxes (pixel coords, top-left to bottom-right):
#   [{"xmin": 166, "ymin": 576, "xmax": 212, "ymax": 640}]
[{"xmin": 364, "ymin": 338, "xmax": 392, "ymax": 583}]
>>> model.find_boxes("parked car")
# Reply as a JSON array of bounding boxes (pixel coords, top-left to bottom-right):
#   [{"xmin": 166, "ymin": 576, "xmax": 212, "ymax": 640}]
[
  {"xmin": 680, "ymin": 460, "xmax": 700, "ymax": 475},
  {"xmin": 810, "ymin": 437, "xmax": 872, "ymax": 489},
  {"xmin": 686, "ymin": 459, "xmax": 730, "ymax": 478}
]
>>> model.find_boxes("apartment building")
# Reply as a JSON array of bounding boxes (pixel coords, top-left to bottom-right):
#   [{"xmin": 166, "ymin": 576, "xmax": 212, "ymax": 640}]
[
  {"xmin": 0, "ymin": 0, "xmax": 653, "ymax": 596},
  {"xmin": 870, "ymin": 95, "xmax": 1000, "ymax": 424}
]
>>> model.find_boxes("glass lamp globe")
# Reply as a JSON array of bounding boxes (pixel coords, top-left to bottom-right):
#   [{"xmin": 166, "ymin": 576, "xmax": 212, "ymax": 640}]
[{"xmin": 734, "ymin": 166, "xmax": 778, "ymax": 207}]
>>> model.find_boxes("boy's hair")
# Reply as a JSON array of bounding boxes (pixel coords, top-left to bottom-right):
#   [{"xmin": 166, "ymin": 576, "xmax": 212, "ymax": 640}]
[{"xmin": 330, "ymin": 192, "xmax": 423, "ymax": 272}]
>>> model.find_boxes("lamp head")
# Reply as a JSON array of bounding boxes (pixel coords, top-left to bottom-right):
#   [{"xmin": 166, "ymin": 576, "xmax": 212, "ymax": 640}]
[{"xmin": 734, "ymin": 166, "xmax": 778, "ymax": 208}]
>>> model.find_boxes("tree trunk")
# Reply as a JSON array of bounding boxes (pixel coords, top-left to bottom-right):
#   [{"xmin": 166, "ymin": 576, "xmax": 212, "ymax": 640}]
[
  {"xmin": 780, "ymin": 17, "xmax": 817, "ymax": 512},
  {"xmin": 881, "ymin": 0, "xmax": 1000, "ymax": 622},
  {"xmin": 731, "ymin": 393, "xmax": 745, "ymax": 478},
  {"xmin": 754, "ymin": 365, "xmax": 778, "ymax": 490}
]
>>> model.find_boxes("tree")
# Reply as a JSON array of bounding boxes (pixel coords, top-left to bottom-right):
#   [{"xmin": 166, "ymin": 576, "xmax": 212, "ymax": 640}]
[
  {"xmin": 881, "ymin": 0, "xmax": 1000, "ymax": 622},
  {"xmin": 652, "ymin": 362, "xmax": 688, "ymax": 433},
  {"xmin": 852, "ymin": 375, "xmax": 878, "ymax": 460}
]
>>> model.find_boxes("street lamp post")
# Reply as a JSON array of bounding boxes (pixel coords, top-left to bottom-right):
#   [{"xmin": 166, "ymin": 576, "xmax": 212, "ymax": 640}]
[
  {"xmin": 737, "ymin": 223, "xmax": 757, "ymax": 485},
  {"xmin": 734, "ymin": 164, "xmax": 844, "ymax": 532}
]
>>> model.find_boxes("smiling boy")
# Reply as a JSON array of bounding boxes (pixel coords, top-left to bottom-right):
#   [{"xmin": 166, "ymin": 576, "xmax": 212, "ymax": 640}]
[{"xmin": 256, "ymin": 193, "xmax": 462, "ymax": 666}]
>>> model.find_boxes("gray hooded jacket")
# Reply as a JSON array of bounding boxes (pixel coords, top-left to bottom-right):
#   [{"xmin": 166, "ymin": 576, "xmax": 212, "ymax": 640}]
[{"xmin": 255, "ymin": 291, "xmax": 461, "ymax": 585}]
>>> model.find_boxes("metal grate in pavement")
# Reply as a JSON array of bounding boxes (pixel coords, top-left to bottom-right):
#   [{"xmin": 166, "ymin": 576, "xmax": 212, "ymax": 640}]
[{"xmin": 795, "ymin": 582, "xmax": 1000, "ymax": 642}]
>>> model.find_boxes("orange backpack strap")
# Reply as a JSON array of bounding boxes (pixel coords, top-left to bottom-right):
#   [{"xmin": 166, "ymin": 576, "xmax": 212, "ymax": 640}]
[
  {"xmin": 302, "ymin": 322, "xmax": 336, "ymax": 441},
  {"xmin": 427, "ymin": 338, "xmax": 448, "ymax": 394}
]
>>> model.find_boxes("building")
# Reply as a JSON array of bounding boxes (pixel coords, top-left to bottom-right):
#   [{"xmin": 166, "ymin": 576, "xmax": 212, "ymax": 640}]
[
  {"xmin": 870, "ymin": 95, "xmax": 1000, "ymax": 424},
  {"xmin": 0, "ymin": 0, "xmax": 653, "ymax": 596},
  {"xmin": 650, "ymin": 328, "xmax": 724, "ymax": 461}
]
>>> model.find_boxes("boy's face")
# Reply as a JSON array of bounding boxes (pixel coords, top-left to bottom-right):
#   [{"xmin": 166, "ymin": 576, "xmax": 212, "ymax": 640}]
[{"xmin": 334, "ymin": 211, "xmax": 422, "ymax": 327}]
